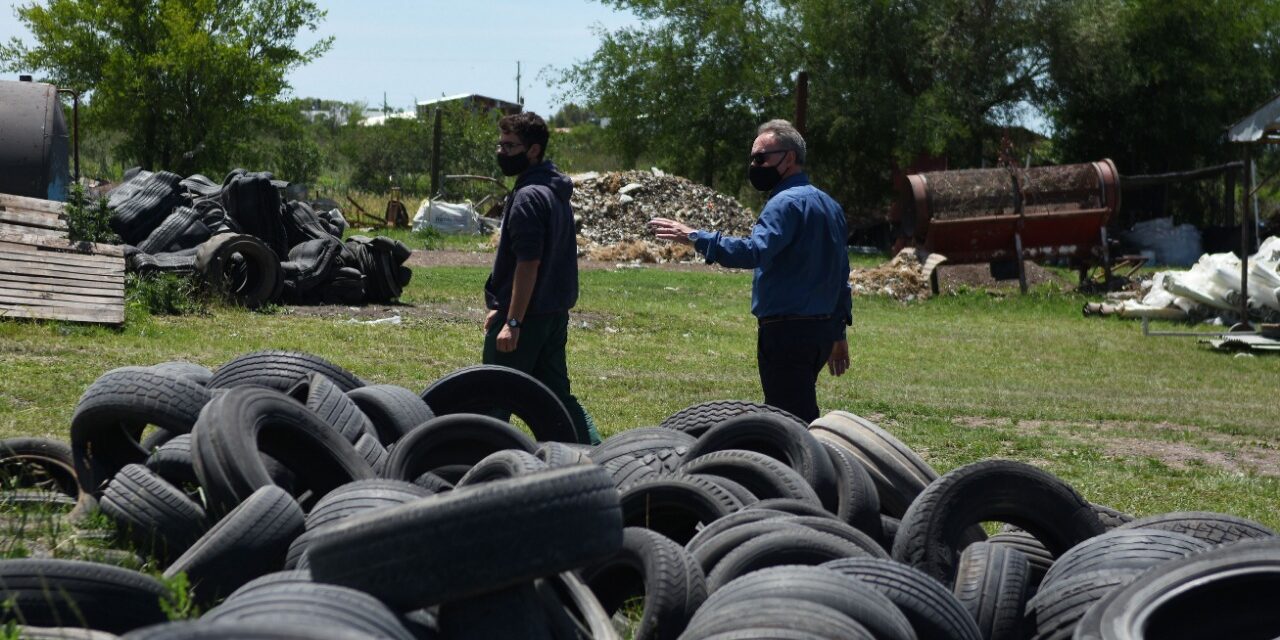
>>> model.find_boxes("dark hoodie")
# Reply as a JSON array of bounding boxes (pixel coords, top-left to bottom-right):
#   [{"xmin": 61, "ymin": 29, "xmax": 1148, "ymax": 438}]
[{"xmin": 484, "ymin": 160, "xmax": 579, "ymax": 315}]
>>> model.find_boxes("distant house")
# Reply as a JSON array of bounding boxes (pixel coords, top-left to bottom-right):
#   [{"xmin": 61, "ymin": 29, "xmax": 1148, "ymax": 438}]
[
  {"xmin": 359, "ymin": 110, "xmax": 417, "ymax": 127},
  {"xmin": 415, "ymin": 94, "xmax": 523, "ymax": 118}
]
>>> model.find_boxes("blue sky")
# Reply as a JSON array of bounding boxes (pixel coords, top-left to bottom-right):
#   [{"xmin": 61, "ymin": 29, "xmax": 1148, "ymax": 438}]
[{"xmin": 1, "ymin": 1, "xmax": 640, "ymax": 118}]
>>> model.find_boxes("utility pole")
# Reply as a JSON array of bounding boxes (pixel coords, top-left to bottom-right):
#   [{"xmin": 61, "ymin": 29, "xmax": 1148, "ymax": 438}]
[{"xmin": 516, "ymin": 61, "xmax": 523, "ymax": 106}]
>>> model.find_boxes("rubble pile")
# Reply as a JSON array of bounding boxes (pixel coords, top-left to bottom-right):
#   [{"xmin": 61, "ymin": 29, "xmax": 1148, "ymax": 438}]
[
  {"xmin": 570, "ymin": 170, "xmax": 756, "ymax": 262},
  {"xmin": 848, "ymin": 249, "xmax": 932, "ymax": 301}
]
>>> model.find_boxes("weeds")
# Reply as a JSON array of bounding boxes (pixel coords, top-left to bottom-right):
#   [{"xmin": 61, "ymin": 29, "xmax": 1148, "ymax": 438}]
[
  {"xmin": 63, "ymin": 184, "xmax": 118, "ymax": 244},
  {"xmin": 125, "ymin": 273, "xmax": 206, "ymax": 318}
]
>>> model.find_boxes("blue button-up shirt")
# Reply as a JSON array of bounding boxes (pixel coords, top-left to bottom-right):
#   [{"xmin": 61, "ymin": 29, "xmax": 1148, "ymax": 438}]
[{"xmin": 691, "ymin": 173, "xmax": 852, "ymax": 340}]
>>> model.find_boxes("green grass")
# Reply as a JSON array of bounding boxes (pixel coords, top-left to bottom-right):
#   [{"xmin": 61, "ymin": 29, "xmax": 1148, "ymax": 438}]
[{"xmin": 2, "ymin": 265, "xmax": 1279, "ymax": 528}]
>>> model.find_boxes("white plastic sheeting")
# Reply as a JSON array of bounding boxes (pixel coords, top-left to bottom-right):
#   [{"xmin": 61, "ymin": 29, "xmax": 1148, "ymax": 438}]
[
  {"xmin": 1122, "ymin": 217, "xmax": 1203, "ymax": 266},
  {"xmin": 412, "ymin": 199, "xmax": 485, "ymax": 235},
  {"xmin": 1116, "ymin": 236, "xmax": 1280, "ymax": 320}
]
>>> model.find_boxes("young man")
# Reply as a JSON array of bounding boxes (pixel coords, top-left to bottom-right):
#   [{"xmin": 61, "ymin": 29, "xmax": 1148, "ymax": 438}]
[
  {"xmin": 648, "ymin": 119, "xmax": 852, "ymax": 424},
  {"xmin": 484, "ymin": 112, "xmax": 600, "ymax": 443}
]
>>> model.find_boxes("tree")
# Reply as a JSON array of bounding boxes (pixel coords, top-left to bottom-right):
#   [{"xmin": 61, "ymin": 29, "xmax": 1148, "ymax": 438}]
[
  {"xmin": 0, "ymin": 0, "xmax": 332, "ymax": 177},
  {"xmin": 561, "ymin": 0, "xmax": 1055, "ymax": 220}
]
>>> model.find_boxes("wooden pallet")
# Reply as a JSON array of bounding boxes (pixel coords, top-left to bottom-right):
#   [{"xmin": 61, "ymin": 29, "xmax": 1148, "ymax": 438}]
[
  {"xmin": 0, "ymin": 231, "xmax": 125, "ymax": 325},
  {"xmin": 0, "ymin": 193, "xmax": 69, "ymax": 238}
]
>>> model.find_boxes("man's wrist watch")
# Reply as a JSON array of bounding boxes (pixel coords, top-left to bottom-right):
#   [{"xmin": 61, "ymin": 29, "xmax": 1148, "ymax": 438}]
[
  {"xmin": 506, "ymin": 317, "xmax": 522, "ymax": 329},
  {"xmin": 686, "ymin": 230, "xmax": 699, "ymax": 243}
]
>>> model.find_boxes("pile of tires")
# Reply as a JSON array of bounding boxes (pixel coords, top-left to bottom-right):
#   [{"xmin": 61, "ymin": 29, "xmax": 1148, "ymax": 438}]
[
  {"xmin": 111, "ymin": 167, "xmax": 412, "ymax": 307},
  {"xmin": 2, "ymin": 355, "xmax": 1279, "ymax": 638}
]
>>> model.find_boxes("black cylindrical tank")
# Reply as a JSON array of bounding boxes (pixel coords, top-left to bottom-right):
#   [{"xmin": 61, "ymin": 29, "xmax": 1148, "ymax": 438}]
[{"xmin": 0, "ymin": 78, "xmax": 70, "ymax": 200}]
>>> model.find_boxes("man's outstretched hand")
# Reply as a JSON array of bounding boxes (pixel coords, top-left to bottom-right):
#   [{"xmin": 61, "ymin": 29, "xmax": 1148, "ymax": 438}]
[{"xmin": 648, "ymin": 218, "xmax": 695, "ymax": 244}]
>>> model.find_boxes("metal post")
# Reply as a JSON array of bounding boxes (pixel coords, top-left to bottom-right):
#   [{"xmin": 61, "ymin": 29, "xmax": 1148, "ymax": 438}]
[
  {"xmin": 431, "ymin": 108, "xmax": 442, "ymax": 196},
  {"xmin": 794, "ymin": 71, "xmax": 808, "ymax": 137},
  {"xmin": 1240, "ymin": 146, "xmax": 1252, "ymax": 327},
  {"xmin": 56, "ymin": 89, "xmax": 80, "ymax": 182}
]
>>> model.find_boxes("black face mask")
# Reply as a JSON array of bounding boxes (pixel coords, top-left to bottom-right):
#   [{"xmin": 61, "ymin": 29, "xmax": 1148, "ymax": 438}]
[
  {"xmin": 497, "ymin": 152, "xmax": 530, "ymax": 177},
  {"xmin": 748, "ymin": 163, "xmax": 784, "ymax": 192}
]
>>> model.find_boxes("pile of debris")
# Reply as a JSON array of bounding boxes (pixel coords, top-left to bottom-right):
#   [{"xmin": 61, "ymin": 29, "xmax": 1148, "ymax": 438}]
[
  {"xmin": 848, "ymin": 249, "xmax": 933, "ymax": 301},
  {"xmin": 112, "ymin": 169, "xmax": 411, "ymax": 307},
  {"xmin": 570, "ymin": 170, "xmax": 756, "ymax": 262},
  {"xmin": 1085, "ymin": 236, "xmax": 1280, "ymax": 324}
]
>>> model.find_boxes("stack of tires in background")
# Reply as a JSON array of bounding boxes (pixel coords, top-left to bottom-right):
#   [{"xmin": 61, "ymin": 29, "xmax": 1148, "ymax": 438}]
[
  {"xmin": 111, "ymin": 169, "xmax": 411, "ymax": 307},
  {"xmin": 1, "ymin": 350, "xmax": 1279, "ymax": 638}
]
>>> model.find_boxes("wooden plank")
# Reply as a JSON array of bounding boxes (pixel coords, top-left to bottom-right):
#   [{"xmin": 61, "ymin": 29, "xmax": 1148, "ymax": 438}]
[
  {"xmin": 0, "ymin": 277, "xmax": 123, "ymax": 297},
  {"xmin": 0, "ymin": 291, "xmax": 124, "ymax": 308},
  {"xmin": 0, "ymin": 232, "xmax": 124, "ymax": 258},
  {"xmin": 0, "ymin": 271, "xmax": 124, "ymax": 290},
  {"xmin": 0, "ymin": 243, "xmax": 127, "ymax": 270},
  {"xmin": 0, "ymin": 254, "xmax": 124, "ymax": 275},
  {"xmin": 0, "ymin": 262, "xmax": 124, "ymax": 285},
  {"xmin": 0, "ymin": 304, "xmax": 123, "ymax": 325},
  {"xmin": 0, "ymin": 223, "xmax": 65, "ymax": 238},
  {"xmin": 0, "ymin": 209, "xmax": 67, "ymax": 230},
  {"xmin": 0, "ymin": 193, "xmax": 66, "ymax": 216},
  {"xmin": 0, "ymin": 291, "xmax": 122, "ymax": 308}
]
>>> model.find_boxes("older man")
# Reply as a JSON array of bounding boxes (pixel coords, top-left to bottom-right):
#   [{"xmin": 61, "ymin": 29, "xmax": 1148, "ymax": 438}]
[{"xmin": 648, "ymin": 119, "xmax": 851, "ymax": 423}]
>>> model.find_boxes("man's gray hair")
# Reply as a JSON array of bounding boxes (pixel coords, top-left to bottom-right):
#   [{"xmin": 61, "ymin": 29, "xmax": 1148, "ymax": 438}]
[{"xmin": 757, "ymin": 119, "xmax": 806, "ymax": 165}]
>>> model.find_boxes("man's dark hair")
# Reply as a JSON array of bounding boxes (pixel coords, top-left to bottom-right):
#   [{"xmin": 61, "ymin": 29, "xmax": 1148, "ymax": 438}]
[{"xmin": 499, "ymin": 112, "xmax": 549, "ymax": 160}]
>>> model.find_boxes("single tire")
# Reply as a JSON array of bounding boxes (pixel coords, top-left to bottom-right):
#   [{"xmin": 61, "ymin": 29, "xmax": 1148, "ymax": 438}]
[
  {"xmin": 747, "ymin": 498, "xmax": 834, "ymax": 519},
  {"xmin": 352, "ymin": 433, "xmax": 387, "ymax": 476},
  {"xmin": 603, "ymin": 454, "xmax": 659, "ymax": 491},
  {"xmin": 680, "ymin": 449, "xmax": 823, "ymax": 507},
  {"xmin": 143, "ymin": 433, "xmax": 199, "ymax": 490},
  {"xmin": 285, "ymin": 479, "xmax": 432, "ymax": 569},
  {"xmin": 659, "ymin": 400, "xmax": 806, "ymax": 438},
  {"xmin": 456, "ymin": 449, "xmax": 549, "ymax": 487},
  {"xmin": 194, "ymin": 233, "xmax": 281, "ymax": 309},
  {"xmin": 580, "ymin": 527, "xmax": 704, "ymax": 640},
  {"xmin": 620, "ymin": 474, "xmax": 744, "ymax": 545},
  {"xmin": 818, "ymin": 439, "xmax": 883, "ymax": 538},
  {"xmin": 346, "ymin": 385, "xmax": 435, "ymax": 446},
  {"xmin": 286, "ymin": 373, "xmax": 374, "ymax": 443},
  {"xmin": 307, "ymin": 465, "xmax": 623, "ymax": 609},
  {"xmin": 684, "ymin": 508, "xmax": 793, "ymax": 557},
  {"xmin": 810, "ymin": 411, "xmax": 938, "ymax": 517},
  {"xmin": 698, "ymin": 565, "xmax": 915, "ymax": 640},
  {"xmin": 892, "ymin": 459, "xmax": 1105, "ymax": 588},
  {"xmin": 1025, "ymin": 569, "xmax": 1140, "ymax": 640},
  {"xmin": 0, "ymin": 559, "xmax": 172, "ymax": 634},
  {"xmin": 695, "ymin": 474, "xmax": 758, "ymax": 506},
  {"xmin": 208, "ymin": 350, "xmax": 364, "ymax": 394},
  {"xmin": 70, "ymin": 368, "xmax": 212, "ymax": 498},
  {"xmin": 421, "ymin": 365, "xmax": 582, "ymax": 443},
  {"xmin": 163, "ymin": 485, "xmax": 305, "ymax": 605},
  {"xmin": 100, "ymin": 464, "xmax": 208, "ymax": 562},
  {"xmin": 436, "ymin": 583, "xmax": 554, "ymax": 640},
  {"xmin": 691, "ymin": 519, "xmax": 814, "ymax": 577},
  {"xmin": 1115, "ymin": 510, "xmax": 1277, "ymax": 546},
  {"xmin": 535, "ymin": 441, "xmax": 593, "ymax": 468},
  {"xmin": 824, "ymin": 556, "xmax": 982, "ymax": 640},
  {"xmin": 705, "ymin": 527, "xmax": 871, "ymax": 593},
  {"xmin": 190, "ymin": 386, "xmax": 374, "ymax": 515},
  {"xmin": 684, "ymin": 413, "xmax": 839, "ymax": 513},
  {"xmin": 987, "ymin": 530, "xmax": 1055, "ymax": 588},
  {"xmin": 119, "ymin": 620, "xmax": 373, "ymax": 639},
  {"xmin": 682, "ymin": 598, "xmax": 875, "ymax": 639},
  {"xmin": 1039, "ymin": 528, "xmax": 1211, "ymax": 589},
  {"xmin": 1073, "ymin": 538, "xmax": 1280, "ymax": 640},
  {"xmin": 0, "ymin": 437, "xmax": 78, "ymax": 497},
  {"xmin": 382, "ymin": 413, "xmax": 538, "ymax": 483},
  {"xmin": 589, "ymin": 427, "xmax": 697, "ymax": 467},
  {"xmin": 952, "ymin": 541, "xmax": 1031, "ymax": 640},
  {"xmin": 204, "ymin": 581, "xmax": 416, "ymax": 640}
]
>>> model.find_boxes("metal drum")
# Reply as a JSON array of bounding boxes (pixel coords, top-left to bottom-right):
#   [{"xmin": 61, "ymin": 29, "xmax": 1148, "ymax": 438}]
[
  {"xmin": 897, "ymin": 159, "xmax": 1120, "ymax": 265},
  {"xmin": 0, "ymin": 78, "xmax": 70, "ymax": 200}
]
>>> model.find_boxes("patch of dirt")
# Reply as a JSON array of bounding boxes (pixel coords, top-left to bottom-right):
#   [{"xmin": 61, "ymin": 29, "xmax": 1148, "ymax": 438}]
[
  {"xmin": 935, "ymin": 261, "xmax": 1069, "ymax": 293},
  {"xmin": 952, "ymin": 416, "xmax": 1280, "ymax": 476}
]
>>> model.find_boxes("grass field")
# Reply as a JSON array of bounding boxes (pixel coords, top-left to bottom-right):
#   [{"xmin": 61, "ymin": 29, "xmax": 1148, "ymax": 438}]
[{"xmin": 2, "ymin": 255, "xmax": 1278, "ymax": 529}]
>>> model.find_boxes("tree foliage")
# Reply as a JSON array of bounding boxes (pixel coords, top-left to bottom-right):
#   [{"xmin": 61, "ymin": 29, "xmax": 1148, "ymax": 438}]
[
  {"xmin": 0, "ymin": 0, "xmax": 332, "ymax": 177},
  {"xmin": 562, "ymin": 0, "xmax": 1280, "ymax": 225},
  {"xmin": 337, "ymin": 104, "xmax": 500, "ymax": 196}
]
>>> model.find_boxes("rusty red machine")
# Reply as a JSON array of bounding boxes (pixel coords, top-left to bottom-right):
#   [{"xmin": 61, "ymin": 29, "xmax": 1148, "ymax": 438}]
[{"xmin": 893, "ymin": 159, "xmax": 1122, "ymax": 292}]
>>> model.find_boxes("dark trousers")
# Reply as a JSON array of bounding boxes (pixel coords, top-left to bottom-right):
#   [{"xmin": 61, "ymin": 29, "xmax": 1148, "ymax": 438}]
[
  {"xmin": 756, "ymin": 318, "xmax": 835, "ymax": 424},
  {"xmin": 483, "ymin": 310, "xmax": 601, "ymax": 444}
]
